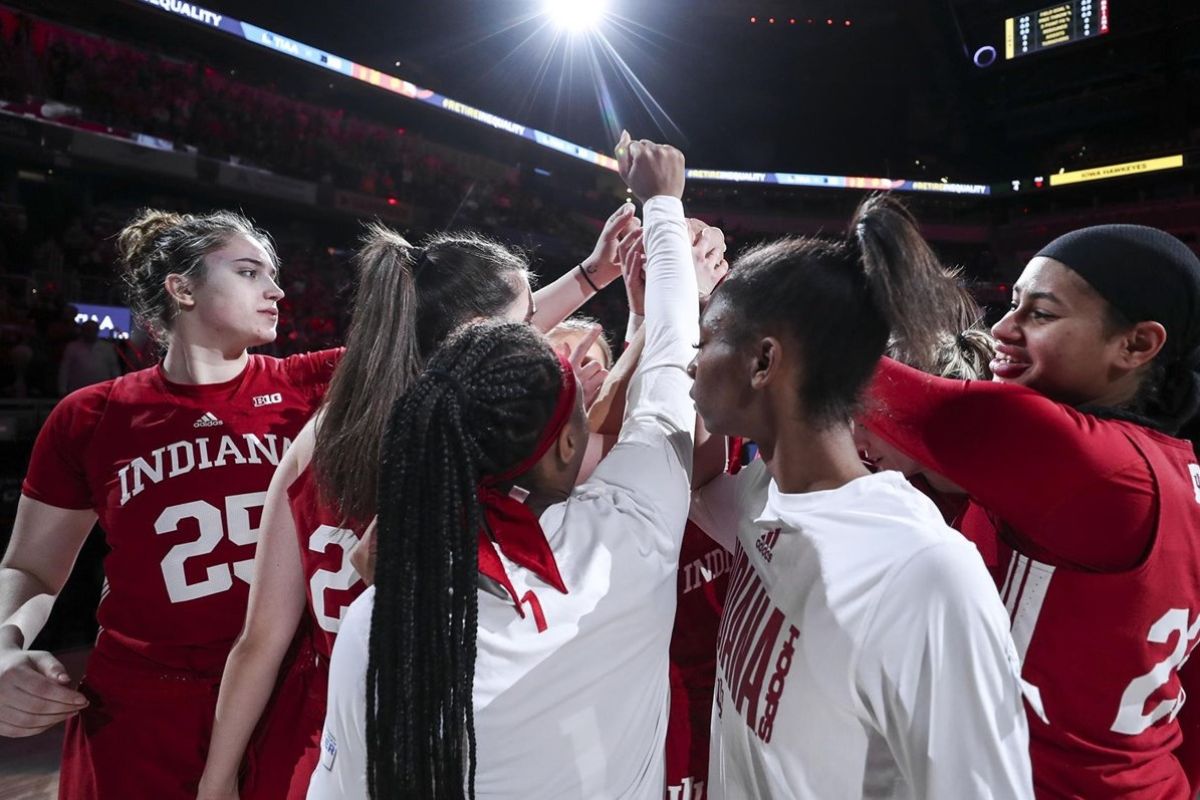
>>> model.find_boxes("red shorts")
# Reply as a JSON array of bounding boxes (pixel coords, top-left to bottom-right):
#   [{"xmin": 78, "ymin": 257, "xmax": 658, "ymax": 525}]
[
  {"xmin": 58, "ymin": 640, "xmax": 222, "ymax": 800},
  {"xmin": 241, "ymin": 638, "xmax": 328, "ymax": 800}
]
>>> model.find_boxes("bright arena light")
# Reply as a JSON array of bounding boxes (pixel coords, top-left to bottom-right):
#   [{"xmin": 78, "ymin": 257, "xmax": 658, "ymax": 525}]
[{"xmin": 543, "ymin": 0, "xmax": 610, "ymax": 32}]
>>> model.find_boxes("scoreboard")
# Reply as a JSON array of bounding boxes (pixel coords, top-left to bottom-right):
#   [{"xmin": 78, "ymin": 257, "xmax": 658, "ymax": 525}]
[{"xmin": 1005, "ymin": 0, "xmax": 1110, "ymax": 59}]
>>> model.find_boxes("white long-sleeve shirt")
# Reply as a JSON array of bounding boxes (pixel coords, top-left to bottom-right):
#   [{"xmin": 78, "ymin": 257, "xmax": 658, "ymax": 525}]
[
  {"xmin": 309, "ymin": 194, "xmax": 699, "ymax": 799},
  {"xmin": 693, "ymin": 463, "xmax": 1033, "ymax": 799}
]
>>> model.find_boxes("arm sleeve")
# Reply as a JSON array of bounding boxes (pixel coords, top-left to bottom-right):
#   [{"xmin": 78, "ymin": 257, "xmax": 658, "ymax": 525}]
[
  {"xmin": 864, "ymin": 357, "xmax": 1155, "ymax": 570},
  {"xmin": 285, "ymin": 348, "xmax": 345, "ymax": 390},
  {"xmin": 627, "ymin": 194, "xmax": 698, "ymax": 435},
  {"xmin": 21, "ymin": 385, "xmax": 107, "ymax": 509},
  {"xmin": 856, "ymin": 544, "xmax": 1034, "ymax": 800},
  {"xmin": 582, "ymin": 194, "xmax": 697, "ymax": 547},
  {"xmin": 624, "ymin": 312, "xmax": 644, "ymax": 346}
]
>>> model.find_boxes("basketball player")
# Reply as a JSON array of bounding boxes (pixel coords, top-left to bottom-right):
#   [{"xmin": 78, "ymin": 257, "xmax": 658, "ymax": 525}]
[
  {"xmin": 689, "ymin": 195, "xmax": 1033, "ymax": 798},
  {"xmin": 0, "ymin": 210, "xmax": 340, "ymax": 799},
  {"xmin": 864, "ymin": 224, "xmax": 1200, "ymax": 798},
  {"xmin": 310, "ymin": 133, "xmax": 698, "ymax": 798},
  {"xmin": 200, "ymin": 220, "xmax": 637, "ymax": 800}
]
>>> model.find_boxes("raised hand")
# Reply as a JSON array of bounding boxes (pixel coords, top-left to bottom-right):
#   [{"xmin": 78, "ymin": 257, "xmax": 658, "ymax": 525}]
[
  {"xmin": 561, "ymin": 324, "xmax": 610, "ymax": 410},
  {"xmin": 617, "ymin": 228, "xmax": 646, "ymax": 316},
  {"xmin": 579, "ymin": 202, "xmax": 640, "ymax": 290},
  {"xmin": 687, "ymin": 219, "xmax": 730, "ymax": 296},
  {"xmin": 615, "ymin": 130, "xmax": 685, "ymax": 203}
]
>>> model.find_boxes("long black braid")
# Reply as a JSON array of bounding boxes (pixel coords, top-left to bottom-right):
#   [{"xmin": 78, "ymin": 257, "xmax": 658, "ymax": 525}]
[{"xmin": 367, "ymin": 320, "xmax": 563, "ymax": 799}]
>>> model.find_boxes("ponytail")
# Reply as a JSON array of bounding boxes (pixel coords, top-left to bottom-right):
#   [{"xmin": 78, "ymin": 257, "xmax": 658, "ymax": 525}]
[
  {"xmin": 313, "ymin": 228, "xmax": 528, "ymax": 521},
  {"xmin": 315, "ymin": 224, "xmax": 421, "ymax": 522},
  {"xmin": 713, "ymin": 193, "xmax": 975, "ymax": 428},
  {"xmin": 851, "ymin": 194, "xmax": 969, "ymax": 374}
]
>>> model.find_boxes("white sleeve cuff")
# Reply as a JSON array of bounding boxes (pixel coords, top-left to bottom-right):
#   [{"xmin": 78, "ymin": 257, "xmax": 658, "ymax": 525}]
[{"xmin": 624, "ymin": 313, "xmax": 644, "ymax": 345}]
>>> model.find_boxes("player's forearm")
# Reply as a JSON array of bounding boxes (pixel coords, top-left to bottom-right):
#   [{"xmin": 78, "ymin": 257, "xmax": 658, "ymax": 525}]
[
  {"xmin": 0, "ymin": 568, "xmax": 57, "ymax": 651},
  {"xmin": 530, "ymin": 267, "xmax": 604, "ymax": 333},
  {"xmin": 586, "ymin": 326, "xmax": 644, "ymax": 436},
  {"xmin": 200, "ymin": 634, "xmax": 295, "ymax": 790}
]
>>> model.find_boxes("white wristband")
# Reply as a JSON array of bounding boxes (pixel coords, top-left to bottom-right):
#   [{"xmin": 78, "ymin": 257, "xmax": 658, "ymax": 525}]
[{"xmin": 624, "ymin": 312, "xmax": 644, "ymax": 346}]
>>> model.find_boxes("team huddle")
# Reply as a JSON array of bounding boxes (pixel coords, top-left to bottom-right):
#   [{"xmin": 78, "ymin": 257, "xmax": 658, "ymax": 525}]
[{"xmin": 0, "ymin": 133, "xmax": 1197, "ymax": 799}]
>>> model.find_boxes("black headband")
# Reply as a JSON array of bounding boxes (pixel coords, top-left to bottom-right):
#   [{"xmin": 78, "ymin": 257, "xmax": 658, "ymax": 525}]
[
  {"xmin": 1036, "ymin": 224, "xmax": 1200, "ymax": 364},
  {"xmin": 1038, "ymin": 224, "xmax": 1200, "ymax": 431}
]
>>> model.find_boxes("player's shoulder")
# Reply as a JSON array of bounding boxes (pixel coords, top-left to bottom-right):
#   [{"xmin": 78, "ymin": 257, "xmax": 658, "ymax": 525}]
[
  {"xmin": 53, "ymin": 368, "xmax": 155, "ymax": 419},
  {"xmin": 860, "ymin": 532, "xmax": 1008, "ymax": 654},
  {"xmin": 253, "ymin": 348, "xmax": 343, "ymax": 388}
]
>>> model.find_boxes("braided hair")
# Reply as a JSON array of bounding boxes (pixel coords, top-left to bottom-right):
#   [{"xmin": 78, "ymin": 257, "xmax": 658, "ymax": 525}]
[{"xmin": 367, "ymin": 320, "xmax": 563, "ymax": 800}]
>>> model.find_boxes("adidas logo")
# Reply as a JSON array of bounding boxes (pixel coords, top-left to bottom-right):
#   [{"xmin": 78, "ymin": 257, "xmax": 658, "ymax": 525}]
[
  {"xmin": 193, "ymin": 412, "xmax": 224, "ymax": 428},
  {"xmin": 755, "ymin": 528, "xmax": 781, "ymax": 563}
]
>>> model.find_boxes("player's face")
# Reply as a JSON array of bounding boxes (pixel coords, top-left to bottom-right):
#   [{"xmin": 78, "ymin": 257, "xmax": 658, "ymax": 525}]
[
  {"xmin": 688, "ymin": 295, "xmax": 757, "ymax": 438},
  {"xmin": 547, "ymin": 330, "xmax": 610, "ymax": 370},
  {"xmin": 188, "ymin": 234, "xmax": 284, "ymax": 350},
  {"xmin": 853, "ymin": 423, "xmax": 923, "ymax": 477},
  {"xmin": 990, "ymin": 257, "xmax": 1128, "ymax": 406}
]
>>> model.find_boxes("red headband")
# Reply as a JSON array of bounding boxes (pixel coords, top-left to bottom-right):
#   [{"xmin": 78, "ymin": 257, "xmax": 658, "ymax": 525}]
[
  {"xmin": 484, "ymin": 350, "xmax": 577, "ymax": 485},
  {"xmin": 476, "ymin": 350, "xmax": 577, "ymax": 621}
]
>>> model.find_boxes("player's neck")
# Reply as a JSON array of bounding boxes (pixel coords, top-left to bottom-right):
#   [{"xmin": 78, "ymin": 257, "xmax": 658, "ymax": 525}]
[
  {"xmin": 760, "ymin": 423, "xmax": 870, "ymax": 496},
  {"xmin": 161, "ymin": 340, "xmax": 250, "ymax": 385}
]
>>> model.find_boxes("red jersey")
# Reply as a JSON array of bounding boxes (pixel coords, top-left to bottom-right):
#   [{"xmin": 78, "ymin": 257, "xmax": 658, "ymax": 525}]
[
  {"xmin": 867, "ymin": 357, "xmax": 1200, "ymax": 799},
  {"xmin": 665, "ymin": 437, "xmax": 746, "ymax": 799},
  {"xmin": 285, "ymin": 463, "xmax": 367, "ymax": 659},
  {"xmin": 665, "ymin": 519, "xmax": 732, "ymax": 799},
  {"xmin": 22, "ymin": 351, "xmax": 340, "ymax": 674}
]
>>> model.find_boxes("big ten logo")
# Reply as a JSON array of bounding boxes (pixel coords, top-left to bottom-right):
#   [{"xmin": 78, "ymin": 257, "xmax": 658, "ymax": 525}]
[
  {"xmin": 1189, "ymin": 464, "xmax": 1200, "ymax": 504},
  {"xmin": 253, "ymin": 392, "xmax": 283, "ymax": 407}
]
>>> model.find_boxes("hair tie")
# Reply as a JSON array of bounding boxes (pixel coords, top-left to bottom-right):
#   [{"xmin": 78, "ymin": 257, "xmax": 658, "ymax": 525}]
[
  {"xmin": 411, "ymin": 247, "xmax": 432, "ymax": 276},
  {"xmin": 955, "ymin": 331, "xmax": 971, "ymax": 351}
]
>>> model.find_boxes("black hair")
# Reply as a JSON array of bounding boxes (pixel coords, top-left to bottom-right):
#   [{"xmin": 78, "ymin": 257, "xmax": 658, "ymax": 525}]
[
  {"xmin": 315, "ymin": 227, "xmax": 529, "ymax": 522},
  {"xmin": 1086, "ymin": 302, "xmax": 1190, "ymax": 434},
  {"xmin": 713, "ymin": 193, "xmax": 962, "ymax": 427},
  {"xmin": 366, "ymin": 320, "xmax": 562, "ymax": 799}
]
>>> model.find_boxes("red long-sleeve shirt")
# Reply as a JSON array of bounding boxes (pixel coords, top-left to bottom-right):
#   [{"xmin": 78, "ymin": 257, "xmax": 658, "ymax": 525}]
[{"xmin": 866, "ymin": 357, "xmax": 1200, "ymax": 798}]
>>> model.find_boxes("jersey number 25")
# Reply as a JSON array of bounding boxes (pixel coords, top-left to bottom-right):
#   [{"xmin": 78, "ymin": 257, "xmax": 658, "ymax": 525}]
[{"xmin": 155, "ymin": 493, "xmax": 266, "ymax": 603}]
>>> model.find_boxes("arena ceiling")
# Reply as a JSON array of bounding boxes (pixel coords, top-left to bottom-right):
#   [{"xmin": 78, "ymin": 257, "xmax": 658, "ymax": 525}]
[{"xmin": 24, "ymin": 0, "xmax": 1200, "ymax": 181}]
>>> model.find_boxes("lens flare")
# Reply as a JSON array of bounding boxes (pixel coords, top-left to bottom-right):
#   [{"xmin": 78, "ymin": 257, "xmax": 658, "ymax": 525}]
[{"xmin": 544, "ymin": 0, "xmax": 610, "ymax": 33}]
